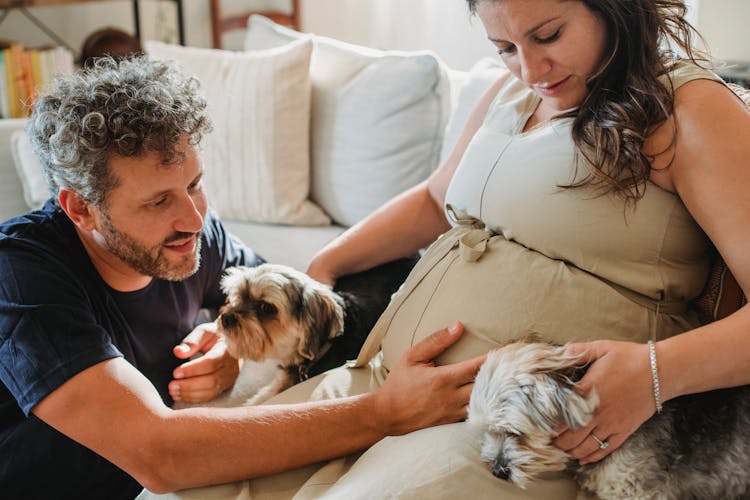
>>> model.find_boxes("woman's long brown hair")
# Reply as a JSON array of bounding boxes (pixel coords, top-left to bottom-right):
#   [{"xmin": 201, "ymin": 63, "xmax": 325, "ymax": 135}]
[{"xmin": 467, "ymin": 0, "xmax": 710, "ymax": 202}]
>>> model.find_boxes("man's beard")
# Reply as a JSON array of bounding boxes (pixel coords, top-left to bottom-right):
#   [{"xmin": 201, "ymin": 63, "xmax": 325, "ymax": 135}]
[{"xmin": 99, "ymin": 211, "xmax": 202, "ymax": 281}]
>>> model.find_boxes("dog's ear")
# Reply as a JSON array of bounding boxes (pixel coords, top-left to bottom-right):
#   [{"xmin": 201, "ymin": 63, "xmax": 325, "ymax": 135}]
[
  {"xmin": 514, "ymin": 344, "xmax": 597, "ymax": 432},
  {"xmin": 298, "ymin": 287, "xmax": 345, "ymax": 361},
  {"xmin": 220, "ymin": 266, "xmax": 250, "ymax": 296},
  {"xmin": 519, "ymin": 376, "xmax": 597, "ymax": 433}
]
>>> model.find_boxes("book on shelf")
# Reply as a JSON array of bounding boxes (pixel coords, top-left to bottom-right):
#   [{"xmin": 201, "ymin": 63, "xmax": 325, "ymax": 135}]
[
  {"xmin": 0, "ymin": 51, "xmax": 8, "ymax": 120},
  {"xmin": 0, "ymin": 43, "xmax": 74, "ymax": 119}
]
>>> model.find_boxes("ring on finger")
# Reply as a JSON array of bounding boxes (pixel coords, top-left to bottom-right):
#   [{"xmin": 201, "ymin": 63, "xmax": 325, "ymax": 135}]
[{"xmin": 591, "ymin": 432, "xmax": 609, "ymax": 450}]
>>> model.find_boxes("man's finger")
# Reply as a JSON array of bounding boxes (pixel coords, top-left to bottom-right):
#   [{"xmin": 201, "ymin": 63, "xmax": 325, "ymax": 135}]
[
  {"xmin": 170, "ymin": 379, "xmax": 225, "ymax": 404},
  {"xmin": 441, "ymin": 353, "xmax": 486, "ymax": 386},
  {"xmin": 404, "ymin": 322, "xmax": 464, "ymax": 364},
  {"xmin": 174, "ymin": 323, "xmax": 219, "ymax": 359},
  {"xmin": 174, "ymin": 348, "xmax": 225, "ymax": 379},
  {"xmin": 178, "ymin": 355, "xmax": 223, "ymax": 377}
]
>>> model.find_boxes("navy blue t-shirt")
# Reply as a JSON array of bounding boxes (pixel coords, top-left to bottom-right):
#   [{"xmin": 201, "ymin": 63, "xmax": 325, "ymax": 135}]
[{"xmin": 0, "ymin": 201, "xmax": 263, "ymax": 499}]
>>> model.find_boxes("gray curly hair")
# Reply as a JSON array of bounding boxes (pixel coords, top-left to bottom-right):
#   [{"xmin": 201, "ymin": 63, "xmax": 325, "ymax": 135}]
[{"xmin": 27, "ymin": 55, "xmax": 212, "ymax": 208}]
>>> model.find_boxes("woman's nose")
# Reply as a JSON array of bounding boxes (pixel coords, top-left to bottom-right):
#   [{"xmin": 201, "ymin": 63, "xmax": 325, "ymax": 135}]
[{"xmin": 518, "ymin": 49, "xmax": 551, "ymax": 85}]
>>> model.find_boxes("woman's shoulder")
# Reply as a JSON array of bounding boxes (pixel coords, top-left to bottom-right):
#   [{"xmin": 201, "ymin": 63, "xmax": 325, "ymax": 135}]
[
  {"xmin": 663, "ymin": 59, "xmax": 742, "ymax": 126},
  {"xmin": 662, "ymin": 59, "xmax": 723, "ymax": 92}
]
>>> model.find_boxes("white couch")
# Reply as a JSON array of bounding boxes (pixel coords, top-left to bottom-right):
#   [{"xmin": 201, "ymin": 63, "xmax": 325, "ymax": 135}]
[{"xmin": 0, "ymin": 17, "xmax": 503, "ymax": 272}]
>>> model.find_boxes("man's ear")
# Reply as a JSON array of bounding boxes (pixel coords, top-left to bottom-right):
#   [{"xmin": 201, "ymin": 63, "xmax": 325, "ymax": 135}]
[{"xmin": 58, "ymin": 188, "xmax": 98, "ymax": 231}]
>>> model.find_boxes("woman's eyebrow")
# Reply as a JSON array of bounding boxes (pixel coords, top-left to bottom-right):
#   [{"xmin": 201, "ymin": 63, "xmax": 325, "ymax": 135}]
[{"xmin": 488, "ymin": 16, "xmax": 562, "ymax": 43}]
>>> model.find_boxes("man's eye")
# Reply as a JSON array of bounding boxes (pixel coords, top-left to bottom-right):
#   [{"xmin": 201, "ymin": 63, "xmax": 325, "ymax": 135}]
[
  {"xmin": 152, "ymin": 196, "xmax": 168, "ymax": 207},
  {"xmin": 189, "ymin": 179, "xmax": 203, "ymax": 192}
]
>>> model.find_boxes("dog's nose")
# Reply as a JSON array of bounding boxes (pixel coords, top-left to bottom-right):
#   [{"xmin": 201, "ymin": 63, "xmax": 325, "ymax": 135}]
[
  {"xmin": 220, "ymin": 313, "xmax": 238, "ymax": 329},
  {"xmin": 492, "ymin": 455, "xmax": 511, "ymax": 480}
]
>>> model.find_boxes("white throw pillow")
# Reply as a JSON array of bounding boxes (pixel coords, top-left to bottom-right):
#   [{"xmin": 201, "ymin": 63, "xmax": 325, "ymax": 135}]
[
  {"xmin": 439, "ymin": 57, "xmax": 507, "ymax": 165},
  {"xmin": 145, "ymin": 39, "xmax": 330, "ymax": 226},
  {"xmin": 10, "ymin": 129, "xmax": 49, "ymax": 210},
  {"xmin": 244, "ymin": 15, "xmax": 451, "ymax": 227}
]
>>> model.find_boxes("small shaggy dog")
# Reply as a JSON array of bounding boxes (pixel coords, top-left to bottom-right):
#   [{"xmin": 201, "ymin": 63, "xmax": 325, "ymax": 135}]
[
  {"xmin": 218, "ymin": 259, "xmax": 415, "ymax": 404},
  {"xmin": 468, "ymin": 341, "xmax": 750, "ymax": 500}
]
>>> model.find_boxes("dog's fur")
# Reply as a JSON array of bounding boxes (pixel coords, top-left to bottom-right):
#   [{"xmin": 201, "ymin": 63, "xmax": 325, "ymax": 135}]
[
  {"xmin": 468, "ymin": 341, "xmax": 750, "ymax": 500},
  {"xmin": 218, "ymin": 259, "xmax": 416, "ymax": 404}
]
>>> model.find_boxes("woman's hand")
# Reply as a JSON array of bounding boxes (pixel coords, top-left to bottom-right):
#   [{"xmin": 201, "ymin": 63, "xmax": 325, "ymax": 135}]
[
  {"xmin": 553, "ymin": 340, "xmax": 658, "ymax": 464},
  {"xmin": 169, "ymin": 322, "xmax": 241, "ymax": 404}
]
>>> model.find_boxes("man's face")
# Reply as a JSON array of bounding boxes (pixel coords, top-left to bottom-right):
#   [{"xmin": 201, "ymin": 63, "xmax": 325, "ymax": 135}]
[{"xmin": 93, "ymin": 139, "xmax": 208, "ymax": 282}]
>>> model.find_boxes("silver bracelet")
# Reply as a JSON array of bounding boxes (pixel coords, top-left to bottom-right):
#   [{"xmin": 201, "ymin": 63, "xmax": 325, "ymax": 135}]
[{"xmin": 647, "ymin": 340, "xmax": 663, "ymax": 414}]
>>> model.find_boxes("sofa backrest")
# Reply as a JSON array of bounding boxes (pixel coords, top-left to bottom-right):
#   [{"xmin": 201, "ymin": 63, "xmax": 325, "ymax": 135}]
[{"xmin": 0, "ymin": 119, "xmax": 31, "ymax": 222}]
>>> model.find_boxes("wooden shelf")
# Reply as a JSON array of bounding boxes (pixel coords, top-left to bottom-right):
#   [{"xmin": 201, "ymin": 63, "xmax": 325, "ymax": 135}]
[
  {"xmin": 0, "ymin": 0, "xmax": 113, "ymax": 7},
  {"xmin": 0, "ymin": 0, "xmax": 186, "ymax": 46}
]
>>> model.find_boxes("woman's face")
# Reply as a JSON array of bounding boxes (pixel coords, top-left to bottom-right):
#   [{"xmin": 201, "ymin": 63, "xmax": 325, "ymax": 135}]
[{"xmin": 477, "ymin": 0, "xmax": 609, "ymax": 112}]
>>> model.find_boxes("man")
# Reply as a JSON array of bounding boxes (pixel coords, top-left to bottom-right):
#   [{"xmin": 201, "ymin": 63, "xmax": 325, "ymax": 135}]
[{"xmin": 0, "ymin": 56, "xmax": 482, "ymax": 498}]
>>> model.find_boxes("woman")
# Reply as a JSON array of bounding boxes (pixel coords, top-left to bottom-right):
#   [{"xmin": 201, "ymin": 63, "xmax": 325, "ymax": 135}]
[{"xmin": 302, "ymin": 0, "xmax": 750, "ymax": 493}]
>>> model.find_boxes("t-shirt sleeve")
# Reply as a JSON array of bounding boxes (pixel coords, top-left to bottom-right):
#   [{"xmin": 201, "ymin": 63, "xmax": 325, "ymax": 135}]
[
  {"xmin": 199, "ymin": 210, "xmax": 265, "ymax": 309},
  {"xmin": 0, "ymin": 249, "xmax": 122, "ymax": 416}
]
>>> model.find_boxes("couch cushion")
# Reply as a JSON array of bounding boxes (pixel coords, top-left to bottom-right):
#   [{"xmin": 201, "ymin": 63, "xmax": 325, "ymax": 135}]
[
  {"xmin": 1, "ymin": 119, "xmax": 34, "ymax": 222},
  {"xmin": 223, "ymin": 220, "xmax": 345, "ymax": 271},
  {"xmin": 244, "ymin": 15, "xmax": 451, "ymax": 227},
  {"xmin": 10, "ymin": 128, "xmax": 49, "ymax": 210},
  {"xmin": 439, "ymin": 57, "xmax": 507, "ymax": 164},
  {"xmin": 145, "ymin": 39, "xmax": 330, "ymax": 226}
]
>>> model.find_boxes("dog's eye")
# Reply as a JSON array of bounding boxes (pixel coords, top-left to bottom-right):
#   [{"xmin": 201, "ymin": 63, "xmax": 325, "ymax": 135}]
[{"xmin": 258, "ymin": 301, "xmax": 277, "ymax": 316}]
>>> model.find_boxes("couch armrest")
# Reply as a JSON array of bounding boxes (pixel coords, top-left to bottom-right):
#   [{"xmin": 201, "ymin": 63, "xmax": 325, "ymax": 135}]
[{"xmin": 0, "ymin": 119, "xmax": 31, "ymax": 222}]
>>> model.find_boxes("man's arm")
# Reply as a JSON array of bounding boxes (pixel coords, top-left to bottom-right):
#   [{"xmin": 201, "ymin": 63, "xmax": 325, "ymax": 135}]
[{"xmin": 33, "ymin": 322, "xmax": 483, "ymax": 493}]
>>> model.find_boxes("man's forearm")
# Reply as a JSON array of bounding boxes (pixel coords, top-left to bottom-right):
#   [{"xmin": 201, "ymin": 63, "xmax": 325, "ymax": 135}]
[{"xmin": 153, "ymin": 393, "xmax": 386, "ymax": 491}]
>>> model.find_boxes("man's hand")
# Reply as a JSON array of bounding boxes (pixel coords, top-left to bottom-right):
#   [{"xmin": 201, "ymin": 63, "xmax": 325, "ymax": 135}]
[
  {"xmin": 169, "ymin": 322, "xmax": 241, "ymax": 403},
  {"xmin": 374, "ymin": 321, "xmax": 487, "ymax": 436}
]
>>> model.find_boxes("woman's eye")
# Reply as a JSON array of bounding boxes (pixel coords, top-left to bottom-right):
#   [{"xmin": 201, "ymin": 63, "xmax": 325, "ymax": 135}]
[
  {"xmin": 497, "ymin": 45, "xmax": 516, "ymax": 56},
  {"xmin": 536, "ymin": 29, "xmax": 561, "ymax": 44}
]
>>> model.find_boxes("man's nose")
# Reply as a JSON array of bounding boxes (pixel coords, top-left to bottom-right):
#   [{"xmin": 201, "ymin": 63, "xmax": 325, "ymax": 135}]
[{"xmin": 174, "ymin": 194, "xmax": 204, "ymax": 234}]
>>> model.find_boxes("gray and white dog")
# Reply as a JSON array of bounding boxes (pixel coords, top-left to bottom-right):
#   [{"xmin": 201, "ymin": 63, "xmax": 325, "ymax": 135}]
[{"xmin": 468, "ymin": 341, "xmax": 750, "ymax": 500}]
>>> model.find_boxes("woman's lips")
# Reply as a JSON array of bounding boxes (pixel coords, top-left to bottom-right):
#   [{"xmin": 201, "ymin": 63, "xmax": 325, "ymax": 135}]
[{"xmin": 535, "ymin": 76, "xmax": 571, "ymax": 96}]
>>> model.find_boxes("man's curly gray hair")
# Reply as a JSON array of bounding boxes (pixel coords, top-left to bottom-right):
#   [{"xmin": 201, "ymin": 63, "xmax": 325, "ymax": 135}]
[{"xmin": 27, "ymin": 55, "xmax": 212, "ymax": 208}]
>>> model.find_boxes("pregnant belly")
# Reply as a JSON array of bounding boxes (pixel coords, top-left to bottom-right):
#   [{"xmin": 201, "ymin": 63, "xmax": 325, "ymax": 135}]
[{"xmin": 374, "ymin": 227, "xmax": 690, "ymax": 371}]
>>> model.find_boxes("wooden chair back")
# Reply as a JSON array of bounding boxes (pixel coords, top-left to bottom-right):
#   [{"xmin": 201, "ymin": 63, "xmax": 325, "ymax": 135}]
[{"xmin": 210, "ymin": 0, "xmax": 300, "ymax": 49}]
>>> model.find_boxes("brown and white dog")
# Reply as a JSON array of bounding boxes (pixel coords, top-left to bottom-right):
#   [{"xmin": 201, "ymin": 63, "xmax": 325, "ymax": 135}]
[
  {"xmin": 217, "ymin": 259, "xmax": 416, "ymax": 404},
  {"xmin": 217, "ymin": 264, "xmax": 346, "ymax": 404}
]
